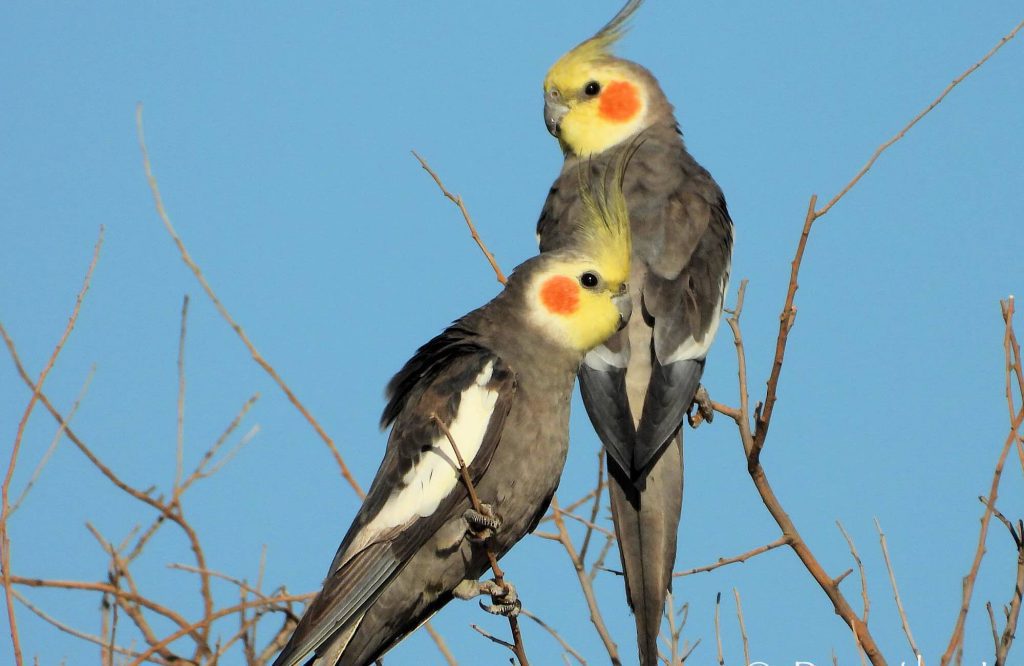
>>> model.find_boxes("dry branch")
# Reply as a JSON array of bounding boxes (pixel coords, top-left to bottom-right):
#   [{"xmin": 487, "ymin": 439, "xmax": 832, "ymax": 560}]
[
  {"xmin": 708, "ymin": 17, "xmax": 1024, "ymax": 666},
  {"xmin": 942, "ymin": 299, "xmax": 1024, "ymax": 665},
  {"xmin": 431, "ymin": 415, "xmax": 529, "ymax": 665},
  {"xmin": 1, "ymin": 226, "xmax": 103, "ymax": 666},
  {"xmin": 673, "ymin": 537, "xmax": 788, "ymax": 577},
  {"xmin": 134, "ymin": 104, "xmax": 364, "ymax": 499},
  {"xmin": 549, "ymin": 497, "xmax": 621, "ymax": 665},
  {"xmin": 734, "ymin": 589, "xmax": 750, "ymax": 666},
  {"xmin": 412, "ymin": 151, "xmax": 507, "ymax": 285},
  {"xmin": 874, "ymin": 518, "xmax": 921, "ymax": 661}
]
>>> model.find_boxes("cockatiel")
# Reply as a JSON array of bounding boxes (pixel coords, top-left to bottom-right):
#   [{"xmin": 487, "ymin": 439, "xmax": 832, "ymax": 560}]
[
  {"xmin": 273, "ymin": 168, "xmax": 633, "ymax": 666},
  {"xmin": 537, "ymin": 1, "xmax": 734, "ymax": 663}
]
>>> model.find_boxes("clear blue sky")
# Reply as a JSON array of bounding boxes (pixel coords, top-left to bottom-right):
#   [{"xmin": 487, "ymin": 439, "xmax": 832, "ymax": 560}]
[{"xmin": 3, "ymin": 2, "xmax": 1023, "ymax": 664}]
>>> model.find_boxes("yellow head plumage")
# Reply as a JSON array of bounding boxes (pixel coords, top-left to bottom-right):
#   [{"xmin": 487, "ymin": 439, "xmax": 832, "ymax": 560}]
[
  {"xmin": 543, "ymin": 0, "xmax": 650, "ymax": 157},
  {"xmin": 525, "ymin": 150, "xmax": 634, "ymax": 352}
]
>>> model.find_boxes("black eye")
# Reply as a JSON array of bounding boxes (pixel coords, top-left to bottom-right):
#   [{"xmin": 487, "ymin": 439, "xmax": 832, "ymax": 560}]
[
  {"xmin": 584, "ymin": 81, "xmax": 601, "ymax": 96},
  {"xmin": 580, "ymin": 272, "xmax": 599, "ymax": 288}
]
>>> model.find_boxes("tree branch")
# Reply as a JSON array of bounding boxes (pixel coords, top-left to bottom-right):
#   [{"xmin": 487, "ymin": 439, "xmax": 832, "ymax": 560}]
[
  {"xmin": 431, "ymin": 415, "xmax": 529, "ymax": 666},
  {"xmin": 1, "ymin": 225, "xmax": 103, "ymax": 666},
  {"xmin": 412, "ymin": 151, "xmax": 506, "ymax": 285}
]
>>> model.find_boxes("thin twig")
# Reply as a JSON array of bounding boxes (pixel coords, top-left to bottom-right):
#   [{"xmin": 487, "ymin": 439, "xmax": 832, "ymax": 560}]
[
  {"xmin": 521, "ymin": 609, "xmax": 587, "ymax": 666},
  {"xmin": 175, "ymin": 295, "xmax": 189, "ymax": 491},
  {"xmin": 549, "ymin": 496, "xmax": 621, "ymax": 665},
  {"xmin": 412, "ymin": 151, "xmax": 506, "ymax": 285},
  {"xmin": 125, "ymin": 592, "xmax": 310, "ymax": 666},
  {"xmin": 874, "ymin": 518, "xmax": 920, "ymax": 661},
  {"xmin": 431, "ymin": 415, "xmax": 529, "ymax": 666},
  {"xmin": 836, "ymin": 521, "xmax": 870, "ymax": 624},
  {"xmin": 673, "ymin": 536, "xmax": 788, "ymax": 577},
  {"xmin": 816, "ymin": 19, "xmax": 1024, "ymax": 218},
  {"xmin": 0, "ymin": 226, "xmax": 104, "ymax": 666},
  {"xmin": 9, "ymin": 365, "xmax": 95, "ymax": 516},
  {"xmin": 718, "ymin": 280, "xmax": 886, "ymax": 663},
  {"xmin": 578, "ymin": 450, "xmax": 607, "ymax": 562},
  {"xmin": 13, "ymin": 590, "xmax": 174, "ymax": 666},
  {"xmin": 942, "ymin": 298, "xmax": 1024, "ymax": 665},
  {"xmin": 134, "ymin": 104, "xmax": 364, "ymax": 499},
  {"xmin": 714, "ymin": 592, "xmax": 724, "ymax": 666},
  {"xmin": 423, "ymin": 623, "xmax": 459, "ymax": 666},
  {"xmin": 734, "ymin": 589, "xmax": 750, "ymax": 666}
]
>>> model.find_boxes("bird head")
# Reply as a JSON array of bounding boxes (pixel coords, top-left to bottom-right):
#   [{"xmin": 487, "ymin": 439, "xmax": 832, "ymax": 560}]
[
  {"xmin": 519, "ymin": 159, "xmax": 633, "ymax": 352},
  {"xmin": 543, "ymin": 0, "xmax": 663, "ymax": 157}
]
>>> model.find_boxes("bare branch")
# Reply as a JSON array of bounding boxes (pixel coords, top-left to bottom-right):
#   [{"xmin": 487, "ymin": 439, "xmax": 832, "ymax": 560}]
[
  {"xmin": 714, "ymin": 592, "xmax": 724, "ymax": 666},
  {"xmin": 431, "ymin": 415, "xmax": 529, "ymax": 665},
  {"xmin": 673, "ymin": 537, "xmax": 788, "ymax": 577},
  {"xmin": 1, "ymin": 226, "xmax": 104, "ymax": 666},
  {"xmin": 422, "ymin": 623, "xmax": 459, "ymax": 666},
  {"xmin": 134, "ymin": 103, "xmax": 364, "ymax": 499},
  {"xmin": 874, "ymin": 518, "xmax": 920, "ymax": 660},
  {"xmin": 13, "ymin": 590, "xmax": 175, "ymax": 666},
  {"xmin": 549, "ymin": 496, "xmax": 621, "ymax": 665},
  {"xmin": 836, "ymin": 522, "xmax": 870, "ymax": 624},
  {"xmin": 175, "ymin": 295, "xmax": 189, "ymax": 491},
  {"xmin": 412, "ymin": 151, "xmax": 506, "ymax": 285},
  {"xmin": 734, "ymin": 589, "xmax": 750, "ymax": 666},
  {"xmin": 817, "ymin": 19, "xmax": 1024, "ymax": 217},
  {"xmin": 942, "ymin": 298, "xmax": 1024, "ymax": 665},
  {"xmin": 521, "ymin": 609, "xmax": 587, "ymax": 666},
  {"xmin": 9, "ymin": 365, "xmax": 95, "ymax": 516}
]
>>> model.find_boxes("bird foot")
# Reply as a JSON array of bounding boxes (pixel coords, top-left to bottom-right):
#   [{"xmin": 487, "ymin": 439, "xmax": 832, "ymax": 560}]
[
  {"xmin": 687, "ymin": 385, "xmax": 715, "ymax": 428},
  {"xmin": 453, "ymin": 578, "xmax": 521, "ymax": 617},
  {"xmin": 464, "ymin": 504, "xmax": 502, "ymax": 541}
]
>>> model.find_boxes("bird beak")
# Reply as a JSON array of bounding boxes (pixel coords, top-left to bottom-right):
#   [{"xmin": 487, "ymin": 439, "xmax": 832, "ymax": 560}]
[
  {"xmin": 612, "ymin": 291, "xmax": 632, "ymax": 331},
  {"xmin": 544, "ymin": 99, "xmax": 569, "ymax": 137}
]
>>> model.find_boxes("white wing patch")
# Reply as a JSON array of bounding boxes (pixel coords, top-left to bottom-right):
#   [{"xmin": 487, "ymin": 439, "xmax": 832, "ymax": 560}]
[
  {"xmin": 664, "ymin": 272, "xmax": 730, "ymax": 364},
  {"xmin": 583, "ymin": 340, "xmax": 630, "ymax": 371},
  {"xmin": 359, "ymin": 362, "xmax": 499, "ymax": 545}
]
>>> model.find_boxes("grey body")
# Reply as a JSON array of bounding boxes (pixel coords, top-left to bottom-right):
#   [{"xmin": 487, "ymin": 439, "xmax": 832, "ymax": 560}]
[
  {"xmin": 539, "ymin": 121, "xmax": 733, "ymax": 664},
  {"xmin": 273, "ymin": 256, "xmax": 584, "ymax": 666}
]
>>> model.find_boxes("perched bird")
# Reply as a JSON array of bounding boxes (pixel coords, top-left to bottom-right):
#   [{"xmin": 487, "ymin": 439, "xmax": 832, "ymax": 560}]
[
  {"xmin": 537, "ymin": 1, "xmax": 734, "ymax": 663},
  {"xmin": 273, "ymin": 169, "xmax": 633, "ymax": 666}
]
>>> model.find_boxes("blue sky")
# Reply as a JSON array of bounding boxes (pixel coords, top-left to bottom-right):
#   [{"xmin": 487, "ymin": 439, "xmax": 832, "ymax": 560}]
[{"xmin": 2, "ymin": 2, "xmax": 1023, "ymax": 664}]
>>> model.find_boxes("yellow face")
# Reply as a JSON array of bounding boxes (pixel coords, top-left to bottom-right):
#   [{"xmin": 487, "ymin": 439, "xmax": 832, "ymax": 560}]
[
  {"xmin": 544, "ymin": 58, "xmax": 648, "ymax": 157},
  {"xmin": 528, "ymin": 258, "xmax": 631, "ymax": 352}
]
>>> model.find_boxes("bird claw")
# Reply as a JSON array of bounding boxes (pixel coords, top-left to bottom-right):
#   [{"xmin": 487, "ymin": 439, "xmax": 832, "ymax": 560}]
[
  {"xmin": 464, "ymin": 504, "xmax": 502, "ymax": 541},
  {"xmin": 478, "ymin": 580, "xmax": 521, "ymax": 617},
  {"xmin": 453, "ymin": 578, "xmax": 521, "ymax": 617},
  {"xmin": 687, "ymin": 385, "xmax": 715, "ymax": 428}
]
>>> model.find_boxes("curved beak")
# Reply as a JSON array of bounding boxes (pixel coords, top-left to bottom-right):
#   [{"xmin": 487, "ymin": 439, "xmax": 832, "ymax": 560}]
[
  {"xmin": 612, "ymin": 291, "xmax": 632, "ymax": 331},
  {"xmin": 544, "ymin": 99, "xmax": 569, "ymax": 137}
]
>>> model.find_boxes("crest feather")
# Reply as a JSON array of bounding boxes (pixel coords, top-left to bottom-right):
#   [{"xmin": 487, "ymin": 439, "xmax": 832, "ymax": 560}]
[
  {"xmin": 575, "ymin": 140, "xmax": 640, "ymax": 281},
  {"xmin": 555, "ymin": 0, "xmax": 644, "ymax": 70}
]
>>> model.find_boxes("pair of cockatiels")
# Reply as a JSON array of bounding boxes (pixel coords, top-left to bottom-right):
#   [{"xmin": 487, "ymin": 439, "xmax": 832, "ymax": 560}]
[{"xmin": 274, "ymin": 1, "xmax": 732, "ymax": 664}]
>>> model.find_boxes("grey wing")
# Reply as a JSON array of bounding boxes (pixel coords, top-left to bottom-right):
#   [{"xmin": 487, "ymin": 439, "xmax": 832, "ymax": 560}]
[
  {"xmin": 273, "ymin": 352, "xmax": 516, "ymax": 666},
  {"xmin": 579, "ymin": 329, "xmax": 636, "ymax": 473},
  {"xmin": 633, "ymin": 191, "xmax": 733, "ymax": 478}
]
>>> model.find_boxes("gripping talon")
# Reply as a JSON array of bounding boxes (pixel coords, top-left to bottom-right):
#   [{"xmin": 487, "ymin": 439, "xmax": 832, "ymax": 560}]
[
  {"xmin": 479, "ymin": 597, "xmax": 522, "ymax": 617},
  {"xmin": 454, "ymin": 578, "xmax": 520, "ymax": 617},
  {"xmin": 687, "ymin": 384, "xmax": 715, "ymax": 428},
  {"xmin": 464, "ymin": 503, "xmax": 502, "ymax": 540}
]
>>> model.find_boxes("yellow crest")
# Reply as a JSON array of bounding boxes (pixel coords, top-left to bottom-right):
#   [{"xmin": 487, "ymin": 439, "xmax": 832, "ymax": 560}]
[
  {"xmin": 544, "ymin": 0, "xmax": 643, "ymax": 88},
  {"xmin": 574, "ymin": 143, "xmax": 637, "ymax": 286}
]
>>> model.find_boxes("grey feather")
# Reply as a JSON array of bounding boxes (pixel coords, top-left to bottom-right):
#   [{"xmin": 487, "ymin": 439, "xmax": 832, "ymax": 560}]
[{"xmin": 633, "ymin": 357, "xmax": 703, "ymax": 479}]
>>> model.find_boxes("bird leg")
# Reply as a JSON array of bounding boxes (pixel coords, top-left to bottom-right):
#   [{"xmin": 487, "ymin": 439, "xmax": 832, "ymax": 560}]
[
  {"xmin": 463, "ymin": 503, "xmax": 502, "ymax": 541},
  {"xmin": 453, "ymin": 578, "xmax": 521, "ymax": 617},
  {"xmin": 687, "ymin": 384, "xmax": 715, "ymax": 428}
]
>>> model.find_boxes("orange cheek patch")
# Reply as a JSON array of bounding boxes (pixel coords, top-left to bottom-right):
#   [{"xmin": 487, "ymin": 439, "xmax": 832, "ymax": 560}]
[
  {"xmin": 598, "ymin": 80, "xmax": 641, "ymax": 123},
  {"xmin": 540, "ymin": 276, "xmax": 580, "ymax": 315}
]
